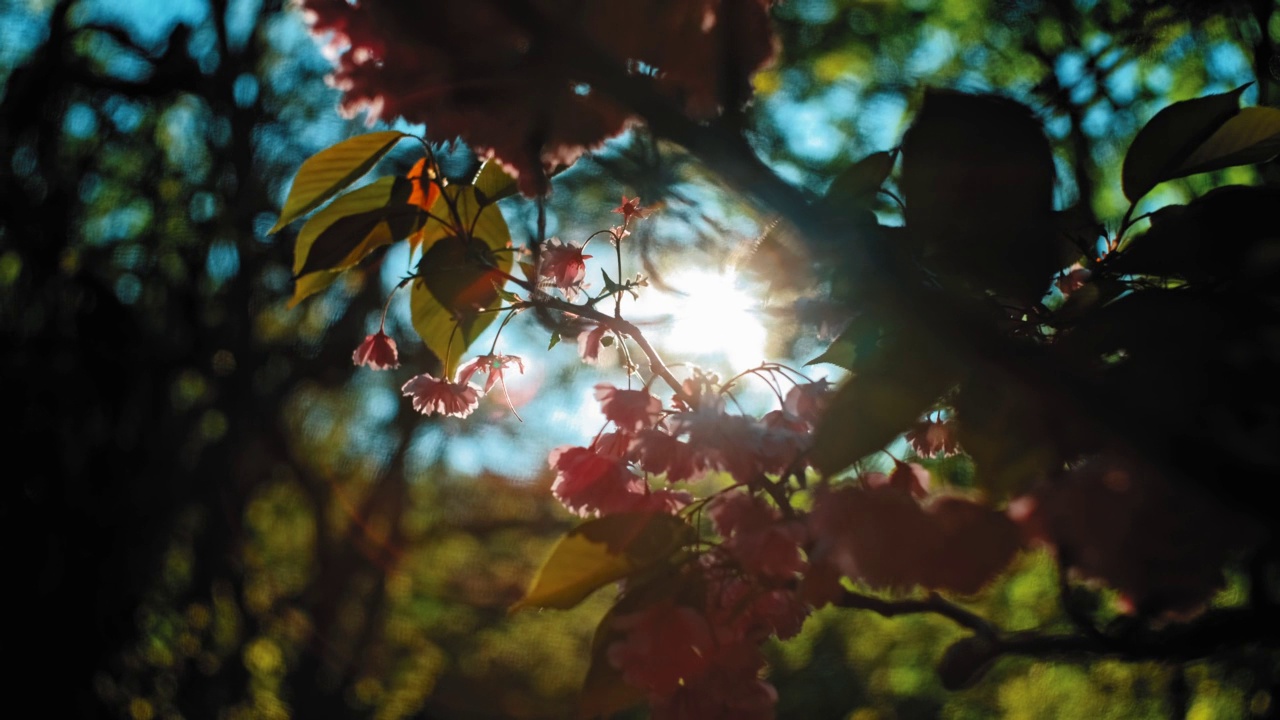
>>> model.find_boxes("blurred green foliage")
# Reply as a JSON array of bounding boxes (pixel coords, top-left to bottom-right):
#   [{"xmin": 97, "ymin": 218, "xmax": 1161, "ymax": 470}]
[{"xmin": 3, "ymin": 0, "xmax": 1276, "ymax": 718}]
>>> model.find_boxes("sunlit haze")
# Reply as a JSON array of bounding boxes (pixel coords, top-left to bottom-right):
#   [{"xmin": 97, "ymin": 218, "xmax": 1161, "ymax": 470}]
[{"xmin": 634, "ymin": 268, "xmax": 769, "ymax": 375}]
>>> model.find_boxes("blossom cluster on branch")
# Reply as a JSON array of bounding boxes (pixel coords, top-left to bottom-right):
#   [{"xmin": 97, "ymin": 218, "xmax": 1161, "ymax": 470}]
[{"xmin": 276, "ymin": 1, "xmax": 1280, "ymax": 710}]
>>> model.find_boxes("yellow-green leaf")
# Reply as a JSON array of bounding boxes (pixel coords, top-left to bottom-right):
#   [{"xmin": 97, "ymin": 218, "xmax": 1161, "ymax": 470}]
[
  {"xmin": 294, "ymin": 177, "xmax": 421, "ymax": 278},
  {"xmin": 1122, "ymin": 84, "xmax": 1249, "ymax": 203},
  {"xmin": 472, "ymin": 159, "xmax": 519, "ymax": 206},
  {"xmin": 412, "ymin": 184, "xmax": 509, "ymax": 257},
  {"xmin": 270, "ymin": 130, "xmax": 406, "ymax": 233},
  {"xmin": 409, "ymin": 186, "xmax": 514, "ymax": 371},
  {"xmin": 512, "ymin": 512, "xmax": 694, "ymax": 612},
  {"xmin": 287, "ymin": 271, "xmax": 339, "ymax": 309},
  {"xmin": 806, "ymin": 314, "xmax": 880, "ymax": 370},
  {"xmin": 1174, "ymin": 106, "xmax": 1280, "ymax": 178}
]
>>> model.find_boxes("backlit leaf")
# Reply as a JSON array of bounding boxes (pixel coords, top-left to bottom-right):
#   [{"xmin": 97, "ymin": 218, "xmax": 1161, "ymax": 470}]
[
  {"xmin": 410, "ymin": 186, "xmax": 514, "ymax": 370},
  {"xmin": 289, "ymin": 177, "xmax": 423, "ymax": 305},
  {"xmin": 1122, "ymin": 84, "xmax": 1248, "ymax": 203},
  {"xmin": 512, "ymin": 512, "xmax": 694, "ymax": 612},
  {"xmin": 806, "ymin": 315, "xmax": 880, "ymax": 370},
  {"xmin": 811, "ymin": 337, "xmax": 957, "ymax": 476},
  {"xmin": 287, "ymin": 271, "xmax": 339, "ymax": 309},
  {"xmin": 1174, "ymin": 106, "xmax": 1280, "ymax": 178},
  {"xmin": 473, "ymin": 159, "xmax": 519, "ymax": 205},
  {"xmin": 294, "ymin": 177, "xmax": 421, "ymax": 278},
  {"xmin": 825, "ymin": 150, "xmax": 894, "ymax": 205},
  {"xmin": 270, "ymin": 130, "xmax": 406, "ymax": 233}
]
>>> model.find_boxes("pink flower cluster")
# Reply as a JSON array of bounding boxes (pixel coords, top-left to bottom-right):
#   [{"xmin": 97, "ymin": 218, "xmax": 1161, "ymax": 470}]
[
  {"xmin": 300, "ymin": 0, "xmax": 778, "ymax": 195},
  {"xmin": 543, "ymin": 376, "xmax": 839, "ymax": 717},
  {"xmin": 353, "ymin": 329, "xmax": 525, "ymax": 420},
  {"xmin": 548, "ymin": 378, "xmax": 832, "ymax": 518}
]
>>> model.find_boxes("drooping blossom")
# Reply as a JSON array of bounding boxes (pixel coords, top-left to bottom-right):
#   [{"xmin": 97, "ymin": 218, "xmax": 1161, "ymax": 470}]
[
  {"xmin": 548, "ymin": 446, "xmax": 646, "ymax": 516},
  {"xmin": 595, "ymin": 384, "xmax": 663, "ymax": 432},
  {"xmin": 704, "ymin": 567, "xmax": 810, "ymax": 643},
  {"xmin": 352, "ymin": 330, "xmax": 399, "ymax": 370},
  {"xmin": 539, "ymin": 237, "xmax": 591, "ymax": 299},
  {"xmin": 759, "ymin": 409, "xmax": 811, "ymax": 475},
  {"xmin": 782, "ymin": 379, "xmax": 831, "ymax": 427},
  {"xmin": 592, "ymin": 431, "xmax": 633, "ymax": 460},
  {"xmin": 578, "ymin": 323, "xmax": 610, "ymax": 364},
  {"xmin": 606, "ymin": 599, "xmax": 716, "ymax": 697},
  {"xmin": 630, "ymin": 428, "xmax": 703, "ymax": 483},
  {"xmin": 612, "ymin": 195, "xmax": 651, "ymax": 223},
  {"xmin": 401, "ymin": 372, "xmax": 479, "ymax": 418},
  {"xmin": 808, "ymin": 464, "xmax": 1021, "ymax": 594},
  {"xmin": 708, "ymin": 493, "xmax": 806, "ymax": 582},
  {"xmin": 456, "ymin": 353, "xmax": 525, "ymax": 394},
  {"xmin": 673, "ymin": 405, "xmax": 765, "ymax": 484},
  {"xmin": 905, "ymin": 419, "xmax": 960, "ymax": 457},
  {"xmin": 649, "ymin": 647, "xmax": 777, "ymax": 720}
]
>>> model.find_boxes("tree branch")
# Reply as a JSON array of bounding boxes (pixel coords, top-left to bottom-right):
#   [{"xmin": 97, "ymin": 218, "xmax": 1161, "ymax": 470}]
[{"xmin": 489, "ymin": 0, "xmax": 1274, "ymax": 519}]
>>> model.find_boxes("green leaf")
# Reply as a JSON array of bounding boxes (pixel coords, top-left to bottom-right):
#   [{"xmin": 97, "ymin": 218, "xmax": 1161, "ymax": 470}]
[
  {"xmin": 512, "ymin": 512, "xmax": 694, "ymax": 612},
  {"xmin": 1174, "ymin": 106, "xmax": 1280, "ymax": 178},
  {"xmin": 294, "ymin": 177, "xmax": 421, "ymax": 278},
  {"xmin": 472, "ymin": 159, "xmax": 519, "ymax": 205},
  {"xmin": 409, "ymin": 186, "xmax": 513, "ymax": 370},
  {"xmin": 270, "ymin": 130, "xmax": 406, "ymax": 233},
  {"xmin": 548, "ymin": 330, "xmax": 561, "ymax": 350},
  {"xmin": 1122, "ymin": 84, "xmax": 1249, "ymax": 203},
  {"xmin": 494, "ymin": 283, "xmax": 520, "ymax": 303},
  {"xmin": 825, "ymin": 150, "xmax": 894, "ymax": 205},
  {"xmin": 1107, "ymin": 185, "xmax": 1280, "ymax": 282},
  {"xmin": 289, "ymin": 177, "xmax": 423, "ymax": 305},
  {"xmin": 811, "ymin": 337, "xmax": 957, "ymax": 477},
  {"xmin": 806, "ymin": 315, "xmax": 880, "ymax": 370},
  {"xmin": 411, "ymin": 184, "xmax": 509, "ymax": 255},
  {"xmin": 287, "ymin": 271, "xmax": 339, "ymax": 310}
]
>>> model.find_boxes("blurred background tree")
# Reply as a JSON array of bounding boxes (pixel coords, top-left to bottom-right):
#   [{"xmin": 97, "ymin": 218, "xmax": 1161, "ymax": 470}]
[{"xmin": 2, "ymin": 0, "xmax": 1275, "ymax": 718}]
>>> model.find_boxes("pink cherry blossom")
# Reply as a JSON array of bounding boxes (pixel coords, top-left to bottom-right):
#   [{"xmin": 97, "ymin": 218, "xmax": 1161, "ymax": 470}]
[
  {"xmin": 675, "ymin": 407, "xmax": 765, "ymax": 484},
  {"xmin": 782, "ymin": 379, "xmax": 831, "ymax": 427},
  {"xmin": 539, "ymin": 237, "xmax": 591, "ymax": 299},
  {"xmin": 400, "ymin": 373, "xmax": 479, "ymax": 418},
  {"xmin": 456, "ymin": 353, "xmax": 525, "ymax": 394},
  {"xmin": 759, "ymin": 410, "xmax": 811, "ymax": 474},
  {"xmin": 649, "ymin": 638, "xmax": 776, "ymax": 720},
  {"xmin": 905, "ymin": 419, "xmax": 960, "ymax": 457},
  {"xmin": 709, "ymin": 494, "xmax": 806, "ymax": 582},
  {"xmin": 630, "ymin": 428, "xmax": 703, "ymax": 482},
  {"xmin": 352, "ymin": 330, "xmax": 399, "ymax": 370},
  {"xmin": 577, "ymin": 323, "xmax": 609, "ymax": 364},
  {"xmin": 595, "ymin": 384, "xmax": 663, "ymax": 432},
  {"xmin": 591, "ymin": 431, "xmax": 633, "ymax": 460},
  {"xmin": 612, "ymin": 195, "xmax": 650, "ymax": 223},
  {"xmin": 548, "ymin": 446, "xmax": 646, "ymax": 517},
  {"xmin": 606, "ymin": 599, "xmax": 715, "ymax": 697}
]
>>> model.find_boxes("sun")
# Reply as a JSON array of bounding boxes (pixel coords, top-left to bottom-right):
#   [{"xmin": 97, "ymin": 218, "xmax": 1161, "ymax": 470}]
[{"xmin": 635, "ymin": 269, "xmax": 769, "ymax": 373}]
